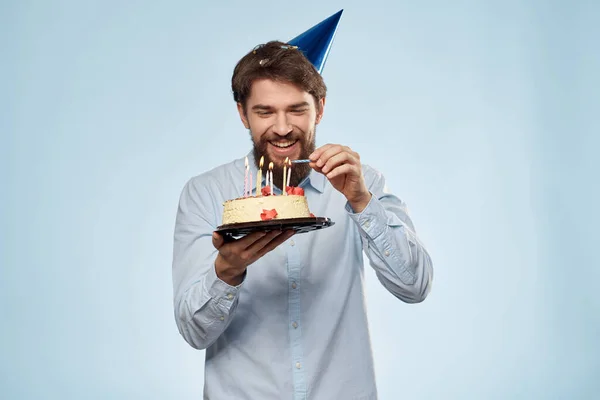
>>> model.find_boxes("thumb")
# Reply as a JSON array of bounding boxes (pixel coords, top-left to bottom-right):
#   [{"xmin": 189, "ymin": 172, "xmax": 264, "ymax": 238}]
[{"xmin": 212, "ymin": 232, "xmax": 225, "ymax": 249}]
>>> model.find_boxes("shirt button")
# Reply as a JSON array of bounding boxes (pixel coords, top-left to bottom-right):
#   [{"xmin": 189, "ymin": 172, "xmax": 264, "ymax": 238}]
[
  {"xmin": 292, "ymin": 321, "xmax": 298, "ymax": 329},
  {"xmin": 219, "ymin": 316, "xmax": 225, "ymax": 321},
  {"xmin": 363, "ymin": 221, "xmax": 370, "ymax": 228},
  {"xmin": 291, "ymin": 282, "xmax": 297, "ymax": 289},
  {"xmin": 384, "ymin": 250, "xmax": 390, "ymax": 257},
  {"xmin": 226, "ymin": 293, "xmax": 233, "ymax": 300},
  {"xmin": 295, "ymin": 362, "xmax": 301, "ymax": 369},
  {"xmin": 290, "ymin": 239, "xmax": 295, "ymax": 246}
]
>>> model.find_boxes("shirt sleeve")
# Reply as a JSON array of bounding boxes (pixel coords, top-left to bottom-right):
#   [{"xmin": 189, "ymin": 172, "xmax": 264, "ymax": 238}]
[
  {"xmin": 171, "ymin": 176, "xmax": 244, "ymax": 350},
  {"xmin": 345, "ymin": 165, "xmax": 434, "ymax": 303}
]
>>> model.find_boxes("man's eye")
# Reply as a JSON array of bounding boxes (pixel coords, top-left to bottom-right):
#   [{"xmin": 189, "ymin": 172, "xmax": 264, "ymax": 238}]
[
  {"xmin": 291, "ymin": 109, "xmax": 307, "ymax": 114},
  {"xmin": 257, "ymin": 111, "xmax": 272, "ymax": 116}
]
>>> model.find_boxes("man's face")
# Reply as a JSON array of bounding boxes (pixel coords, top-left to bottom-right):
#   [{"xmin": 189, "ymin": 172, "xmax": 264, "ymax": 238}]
[{"xmin": 237, "ymin": 78, "xmax": 325, "ymax": 188}]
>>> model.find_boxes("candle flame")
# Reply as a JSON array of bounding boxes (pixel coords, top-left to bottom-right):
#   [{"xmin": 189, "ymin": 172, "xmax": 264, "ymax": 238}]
[
  {"xmin": 245, "ymin": 156, "xmax": 248, "ymax": 168},
  {"xmin": 269, "ymin": 162, "xmax": 274, "ymax": 170},
  {"xmin": 259, "ymin": 156, "xmax": 264, "ymax": 168}
]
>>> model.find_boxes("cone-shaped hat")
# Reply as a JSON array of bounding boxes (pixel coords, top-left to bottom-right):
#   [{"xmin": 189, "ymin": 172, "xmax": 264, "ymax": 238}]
[{"xmin": 287, "ymin": 9, "xmax": 343, "ymax": 74}]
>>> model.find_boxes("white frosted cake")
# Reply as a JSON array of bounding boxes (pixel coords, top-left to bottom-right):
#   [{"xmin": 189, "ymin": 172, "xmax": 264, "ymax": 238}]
[{"xmin": 222, "ymin": 187, "xmax": 314, "ymax": 225}]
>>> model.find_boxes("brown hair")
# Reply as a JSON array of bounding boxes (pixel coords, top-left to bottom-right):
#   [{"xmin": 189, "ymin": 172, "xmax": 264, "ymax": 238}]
[{"xmin": 231, "ymin": 40, "xmax": 327, "ymax": 113}]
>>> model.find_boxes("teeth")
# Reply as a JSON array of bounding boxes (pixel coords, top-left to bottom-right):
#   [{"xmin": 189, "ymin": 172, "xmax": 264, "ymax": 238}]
[{"xmin": 271, "ymin": 140, "xmax": 297, "ymax": 148}]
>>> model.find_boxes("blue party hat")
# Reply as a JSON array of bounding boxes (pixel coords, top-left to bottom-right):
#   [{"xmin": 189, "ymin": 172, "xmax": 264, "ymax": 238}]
[{"xmin": 287, "ymin": 9, "xmax": 343, "ymax": 74}]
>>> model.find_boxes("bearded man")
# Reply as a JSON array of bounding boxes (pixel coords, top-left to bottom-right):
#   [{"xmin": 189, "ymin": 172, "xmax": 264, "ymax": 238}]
[{"xmin": 171, "ymin": 40, "xmax": 433, "ymax": 400}]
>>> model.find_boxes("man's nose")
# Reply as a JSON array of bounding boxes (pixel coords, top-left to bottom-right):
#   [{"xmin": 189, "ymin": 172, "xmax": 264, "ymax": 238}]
[{"xmin": 272, "ymin": 113, "xmax": 292, "ymax": 136}]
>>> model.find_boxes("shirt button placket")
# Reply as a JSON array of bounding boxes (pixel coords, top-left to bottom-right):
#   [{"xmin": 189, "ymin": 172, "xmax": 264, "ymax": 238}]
[{"xmin": 287, "ymin": 237, "xmax": 306, "ymax": 398}]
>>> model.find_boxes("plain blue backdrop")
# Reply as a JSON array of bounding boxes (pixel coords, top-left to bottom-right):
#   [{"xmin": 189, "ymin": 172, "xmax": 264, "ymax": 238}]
[{"xmin": 2, "ymin": 1, "xmax": 599, "ymax": 399}]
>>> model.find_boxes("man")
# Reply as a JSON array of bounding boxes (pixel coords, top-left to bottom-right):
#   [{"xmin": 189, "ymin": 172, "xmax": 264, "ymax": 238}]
[{"xmin": 172, "ymin": 37, "xmax": 433, "ymax": 399}]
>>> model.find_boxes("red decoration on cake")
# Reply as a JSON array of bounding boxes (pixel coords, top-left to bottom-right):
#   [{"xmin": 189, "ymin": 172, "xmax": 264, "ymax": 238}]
[
  {"xmin": 309, "ymin": 213, "xmax": 315, "ymax": 217},
  {"xmin": 260, "ymin": 208, "xmax": 278, "ymax": 221},
  {"xmin": 261, "ymin": 186, "xmax": 272, "ymax": 196},
  {"xmin": 285, "ymin": 186, "xmax": 304, "ymax": 196}
]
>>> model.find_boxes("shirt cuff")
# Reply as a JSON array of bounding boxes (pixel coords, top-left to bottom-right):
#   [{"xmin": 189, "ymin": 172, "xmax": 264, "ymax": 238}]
[
  {"xmin": 345, "ymin": 194, "xmax": 387, "ymax": 239},
  {"xmin": 204, "ymin": 262, "xmax": 244, "ymax": 308}
]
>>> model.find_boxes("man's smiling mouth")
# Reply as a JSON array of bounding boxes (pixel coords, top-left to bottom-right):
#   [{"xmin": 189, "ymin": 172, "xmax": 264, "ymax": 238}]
[{"xmin": 270, "ymin": 140, "xmax": 298, "ymax": 148}]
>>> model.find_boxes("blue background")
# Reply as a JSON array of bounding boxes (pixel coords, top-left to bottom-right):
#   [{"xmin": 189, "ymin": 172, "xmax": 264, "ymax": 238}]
[{"xmin": 2, "ymin": 1, "xmax": 599, "ymax": 398}]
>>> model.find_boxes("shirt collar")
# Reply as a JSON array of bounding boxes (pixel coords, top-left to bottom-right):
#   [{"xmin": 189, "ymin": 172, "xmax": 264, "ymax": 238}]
[
  {"xmin": 240, "ymin": 150, "xmax": 326, "ymax": 194},
  {"xmin": 301, "ymin": 168, "xmax": 326, "ymax": 193}
]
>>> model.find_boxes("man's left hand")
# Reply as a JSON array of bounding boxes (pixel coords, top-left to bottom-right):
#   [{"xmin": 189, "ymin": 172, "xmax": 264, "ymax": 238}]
[{"xmin": 309, "ymin": 144, "xmax": 372, "ymax": 213}]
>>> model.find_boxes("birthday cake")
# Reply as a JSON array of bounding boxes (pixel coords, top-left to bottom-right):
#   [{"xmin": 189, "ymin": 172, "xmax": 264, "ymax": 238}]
[{"xmin": 222, "ymin": 186, "xmax": 314, "ymax": 225}]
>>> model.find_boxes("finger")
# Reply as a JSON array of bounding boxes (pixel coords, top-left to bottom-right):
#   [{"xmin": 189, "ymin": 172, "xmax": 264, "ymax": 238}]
[
  {"xmin": 326, "ymin": 163, "xmax": 359, "ymax": 180},
  {"xmin": 212, "ymin": 232, "xmax": 225, "ymax": 250},
  {"xmin": 315, "ymin": 145, "xmax": 346, "ymax": 168},
  {"xmin": 239, "ymin": 230, "xmax": 285, "ymax": 264},
  {"xmin": 321, "ymin": 151, "xmax": 358, "ymax": 174},
  {"xmin": 309, "ymin": 161, "xmax": 322, "ymax": 173},
  {"xmin": 220, "ymin": 231, "xmax": 267, "ymax": 255},
  {"xmin": 239, "ymin": 231, "xmax": 269, "ymax": 250},
  {"xmin": 309, "ymin": 143, "xmax": 335, "ymax": 162},
  {"xmin": 225, "ymin": 231, "xmax": 277, "ymax": 266},
  {"xmin": 245, "ymin": 229, "xmax": 284, "ymax": 253},
  {"xmin": 255, "ymin": 230, "xmax": 296, "ymax": 259}
]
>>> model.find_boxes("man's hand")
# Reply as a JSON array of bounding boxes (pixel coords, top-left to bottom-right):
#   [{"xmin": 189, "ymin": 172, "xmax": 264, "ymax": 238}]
[
  {"xmin": 212, "ymin": 230, "xmax": 295, "ymax": 286},
  {"xmin": 309, "ymin": 144, "xmax": 372, "ymax": 213}
]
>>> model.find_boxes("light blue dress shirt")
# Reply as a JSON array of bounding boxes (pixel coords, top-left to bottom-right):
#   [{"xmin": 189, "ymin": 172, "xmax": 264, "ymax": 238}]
[{"xmin": 172, "ymin": 151, "xmax": 433, "ymax": 400}]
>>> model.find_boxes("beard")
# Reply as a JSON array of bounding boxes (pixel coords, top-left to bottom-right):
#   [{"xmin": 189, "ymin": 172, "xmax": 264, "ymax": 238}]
[{"xmin": 251, "ymin": 127, "xmax": 316, "ymax": 189}]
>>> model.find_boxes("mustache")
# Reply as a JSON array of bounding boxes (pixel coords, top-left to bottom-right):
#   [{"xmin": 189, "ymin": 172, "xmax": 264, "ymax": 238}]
[
  {"xmin": 260, "ymin": 132, "xmax": 303, "ymax": 143},
  {"xmin": 252, "ymin": 125, "xmax": 306, "ymax": 142}
]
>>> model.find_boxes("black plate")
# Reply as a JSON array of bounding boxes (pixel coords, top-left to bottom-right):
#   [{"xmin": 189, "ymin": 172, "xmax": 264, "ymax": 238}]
[{"xmin": 216, "ymin": 217, "xmax": 334, "ymax": 239}]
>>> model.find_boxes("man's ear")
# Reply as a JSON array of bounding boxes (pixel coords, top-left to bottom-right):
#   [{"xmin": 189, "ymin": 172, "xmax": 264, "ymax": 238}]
[
  {"xmin": 315, "ymin": 97, "xmax": 326, "ymax": 125},
  {"xmin": 237, "ymin": 102, "xmax": 250, "ymax": 129}
]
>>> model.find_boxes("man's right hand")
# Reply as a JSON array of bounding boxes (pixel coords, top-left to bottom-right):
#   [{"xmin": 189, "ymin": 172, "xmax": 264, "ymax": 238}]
[{"xmin": 212, "ymin": 230, "xmax": 295, "ymax": 286}]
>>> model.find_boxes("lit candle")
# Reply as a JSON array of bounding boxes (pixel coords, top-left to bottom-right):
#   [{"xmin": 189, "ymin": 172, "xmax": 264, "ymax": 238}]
[
  {"xmin": 257, "ymin": 156, "xmax": 264, "ymax": 196},
  {"xmin": 264, "ymin": 165, "xmax": 269, "ymax": 192},
  {"xmin": 269, "ymin": 162, "xmax": 274, "ymax": 195},
  {"xmin": 244, "ymin": 156, "xmax": 248, "ymax": 198},
  {"xmin": 286, "ymin": 158, "xmax": 292, "ymax": 188},
  {"xmin": 282, "ymin": 157, "xmax": 289, "ymax": 195}
]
